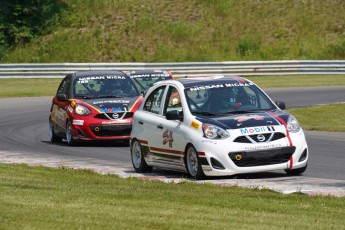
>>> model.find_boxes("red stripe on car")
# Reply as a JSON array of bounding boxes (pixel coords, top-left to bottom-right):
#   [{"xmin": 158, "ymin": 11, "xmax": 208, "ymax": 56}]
[
  {"xmin": 150, "ymin": 147, "xmax": 184, "ymax": 155},
  {"xmin": 139, "ymin": 139, "xmax": 148, "ymax": 144},
  {"xmin": 267, "ymin": 111, "xmax": 293, "ymax": 146}
]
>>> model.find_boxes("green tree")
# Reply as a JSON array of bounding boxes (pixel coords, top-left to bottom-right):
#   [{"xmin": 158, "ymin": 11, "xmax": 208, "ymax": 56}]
[{"xmin": 0, "ymin": 0, "xmax": 68, "ymax": 58}]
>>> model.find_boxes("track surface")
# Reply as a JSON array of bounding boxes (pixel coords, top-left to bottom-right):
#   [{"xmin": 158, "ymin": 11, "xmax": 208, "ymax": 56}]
[{"xmin": 0, "ymin": 87, "xmax": 344, "ymax": 196}]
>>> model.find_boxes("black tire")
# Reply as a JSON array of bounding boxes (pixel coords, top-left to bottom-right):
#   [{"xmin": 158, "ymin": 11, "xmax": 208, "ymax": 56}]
[
  {"xmin": 131, "ymin": 139, "xmax": 152, "ymax": 173},
  {"xmin": 285, "ymin": 164, "xmax": 307, "ymax": 176},
  {"xmin": 49, "ymin": 118, "xmax": 62, "ymax": 143},
  {"xmin": 66, "ymin": 121, "xmax": 77, "ymax": 146},
  {"xmin": 185, "ymin": 145, "xmax": 205, "ymax": 180}
]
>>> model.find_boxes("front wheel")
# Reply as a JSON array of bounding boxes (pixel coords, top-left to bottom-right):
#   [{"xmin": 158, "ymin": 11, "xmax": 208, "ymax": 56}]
[
  {"xmin": 285, "ymin": 164, "xmax": 307, "ymax": 176},
  {"xmin": 49, "ymin": 118, "xmax": 62, "ymax": 143},
  {"xmin": 131, "ymin": 140, "xmax": 152, "ymax": 173},
  {"xmin": 66, "ymin": 121, "xmax": 77, "ymax": 146},
  {"xmin": 185, "ymin": 145, "xmax": 205, "ymax": 180}
]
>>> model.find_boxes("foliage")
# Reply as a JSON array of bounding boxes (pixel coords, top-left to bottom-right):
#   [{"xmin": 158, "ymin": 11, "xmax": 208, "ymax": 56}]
[
  {"xmin": 0, "ymin": 0, "xmax": 69, "ymax": 59},
  {"xmin": 0, "ymin": 0, "xmax": 344, "ymax": 62}
]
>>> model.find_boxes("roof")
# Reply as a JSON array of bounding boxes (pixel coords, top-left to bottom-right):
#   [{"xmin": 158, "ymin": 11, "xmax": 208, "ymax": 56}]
[
  {"xmin": 72, "ymin": 70, "xmax": 127, "ymax": 78},
  {"xmin": 177, "ymin": 75, "xmax": 250, "ymax": 88},
  {"xmin": 128, "ymin": 70, "xmax": 172, "ymax": 78}
]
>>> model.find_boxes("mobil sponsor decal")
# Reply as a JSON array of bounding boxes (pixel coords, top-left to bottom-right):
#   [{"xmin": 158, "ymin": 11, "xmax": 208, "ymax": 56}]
[
  {"xmin": 99, "ymin": 107, "xmax": 124, "ymax": 113},
  {"xmin": 240, "ymin": 126, "xmax": 266, "ymax": 135}
]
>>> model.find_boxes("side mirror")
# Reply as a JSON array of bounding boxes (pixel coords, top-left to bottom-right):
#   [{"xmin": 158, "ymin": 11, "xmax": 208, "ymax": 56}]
[
  {"xmin": 166, "ymin": 110, "xmax": 183, "ymax": 122},
  {"xmin": 57, "ymin": 94, "xmax": 67, "ymax": 101},
  {"xmin": 276, "ymin": 101, "xmax": 286, "ymax": 110}
]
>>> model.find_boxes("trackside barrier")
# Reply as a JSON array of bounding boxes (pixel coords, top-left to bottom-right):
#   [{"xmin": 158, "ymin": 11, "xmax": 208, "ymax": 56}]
[{"xmin": 0, "ymin": 60, "xmax": 345, "ymax": 78}]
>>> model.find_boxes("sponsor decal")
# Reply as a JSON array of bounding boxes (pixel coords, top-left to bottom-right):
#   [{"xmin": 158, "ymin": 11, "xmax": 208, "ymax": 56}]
[
  {"xmin": 99, "ymin": 107, "xmax": 123, "ymax": 113},
  {"xmin": 130, "ymin": 73, "xmax": 170, "ymax": 78},
  {"xmin": 72, "ymin": 119, "xmax": 84, "ymax": 125},
  {"xmin": 188, "ymin": 82, "xmax": 254, "ymax": 91},
  {"xmin": 93, "ymin": 100, "xmax": 130, "ymax": 105},
  {"xmin": 162, "ymin": 130, "xmax": 173, "ymax": 148},
  {"xmin": 201, "ymin": 139, "xmax": 218, "ymax": 144},
  {"xmin": 67, "ymin": 105, "xmax": 73, "ymax": 113},
  {"xmin": 267, "ymin": 126, "xmax": 275, "ymax": 131},
  {"xmin": 234, "ymin": 115, "xmax": 264, "ymax": 122},
  {"xmin": 240, "ymin": 126, "xmax": 266, "ymax": 135},
  {"xmin": 191, "ymin": 121, "xmax": 200, "ymax": 130},
  {"xmin": 76, "ymin": 76, "xmax": 126, "ymax": 84},
  {"xmin": 102, "ymin": 120, "xmax": 131, "ymax": 124},
  {"xmin": 244, "ymin": 143, "xmax": 282, "ymax": 151}
]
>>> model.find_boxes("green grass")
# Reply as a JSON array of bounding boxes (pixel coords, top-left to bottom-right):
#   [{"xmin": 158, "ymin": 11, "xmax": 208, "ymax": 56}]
[
  {"xmin": 0, "ymin": 78, "xmax": 61, "ymax": 98},
  {"xmin": 1, "ymin": 75, "xmax": 345, "ymax": 98},
  {"xmin": 1, "ymin": 0, "xmax": 344, "ymax": 63},
  {"xmin": 288, "ymin": 103, "xmax": 345, "ymax": 132},
  {"xmin": 0, "ymin": 164, "xmax": 344, "ymax": 229}
]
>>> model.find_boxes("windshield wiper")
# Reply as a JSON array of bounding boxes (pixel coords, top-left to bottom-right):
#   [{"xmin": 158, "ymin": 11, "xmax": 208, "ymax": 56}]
[
  {"xmin": 192, "ymin": 111, "xmax": 217, "ymax": 116},
  {"xmin": 95, "ymin": 95, "xmax": 123, "ymax": 99},
  {"xmin": 75, "ymin": 95, "xmax": 92, "ymax": 99},
  {"xmin": 217, "ymin": 110, "xmax": 265, "ymax": 115}
]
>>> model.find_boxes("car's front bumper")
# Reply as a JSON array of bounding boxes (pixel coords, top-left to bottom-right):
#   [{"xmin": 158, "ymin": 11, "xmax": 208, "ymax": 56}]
[
  {"xmin": 71, "ymin": 117, "xmax": 133, "ymax": 141},
  {"xmin": 195, "ymin": 129, "xmax": 308, "ymax": 176}
]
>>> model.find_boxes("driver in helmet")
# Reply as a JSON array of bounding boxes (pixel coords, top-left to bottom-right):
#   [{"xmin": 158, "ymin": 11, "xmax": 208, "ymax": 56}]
[{"xmin": 218, "ymin": 88, "xmax": 241, "ymax": 109}]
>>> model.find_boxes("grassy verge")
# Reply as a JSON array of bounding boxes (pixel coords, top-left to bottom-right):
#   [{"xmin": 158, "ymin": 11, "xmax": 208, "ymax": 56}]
[
  {"xmin": 288, "ymin": 103, "xmax": 345, "ymax": 132},
  {"xmin": 0, "ymin": 164, "xmax": 344, "ymax": 229},
  {"xmin": 1, "ymin": 75, "xmax": 345, "ymax": 98},
  {"xmin": 0, "ymin": 78, "xmax": 61, "ymax": 98},
  {"xmin": 2, "ymin": 1, "xmax": 344, "ymax": 62}
]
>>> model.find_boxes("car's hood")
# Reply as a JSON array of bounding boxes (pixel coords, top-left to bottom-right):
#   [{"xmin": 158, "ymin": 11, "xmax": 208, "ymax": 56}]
[
  {"xmin": 75, "ymin": 96, "xmax": 142, "ymax": 113},
  {"xmin": 195, "ymin": 110, "xmax": 290, "ymax": 130}
]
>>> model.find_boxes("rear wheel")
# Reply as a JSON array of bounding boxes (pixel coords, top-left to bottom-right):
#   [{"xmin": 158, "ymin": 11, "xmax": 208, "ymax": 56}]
[
  {"xmin": 49, "ymin": 118, "xmax": 62, "ymax": 143},
  {"xmin": 66, "ymin": 121, "xmax": 77, "ymax": 146},
  {"xmin": 131, "ymin": 140, "xmax": 152, "ymax": 173},
  {"xmin": 285, "ymin": 164, "xmax": 307, "ymax": 176},
  {"xmin": 186, "ymin": 145, "xmax": 205, "ymax": 180}
]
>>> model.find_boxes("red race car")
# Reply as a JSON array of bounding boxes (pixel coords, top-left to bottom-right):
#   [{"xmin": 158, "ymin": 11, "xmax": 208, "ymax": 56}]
[{"xmin": 49, "ymin": 71, "xmax": 143, "ymax": 145}]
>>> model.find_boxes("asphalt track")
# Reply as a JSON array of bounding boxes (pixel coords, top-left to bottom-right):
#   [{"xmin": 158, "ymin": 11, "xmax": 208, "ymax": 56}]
[{"xmin": 1, "ymin": 86, "xmax": 345, "ymax": 196}]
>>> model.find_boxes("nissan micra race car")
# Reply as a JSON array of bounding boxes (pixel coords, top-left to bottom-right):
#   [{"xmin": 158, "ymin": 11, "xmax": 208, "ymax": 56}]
[
  {"xmin": 130, "ymin": 76, "xmax": 308, "ymax": 179},
  {"xmin": 127, "ymin": 70, "xmax": 173, "ymax": 92},
  {"xmin": 49, "ymin": 71, "xmax": 143, "ymax": 145}
]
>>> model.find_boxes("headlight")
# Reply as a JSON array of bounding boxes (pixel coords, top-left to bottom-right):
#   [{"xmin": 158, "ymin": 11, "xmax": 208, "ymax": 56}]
[
  {"xmin": 202, "ymin": 124, "xmax": 230, "ymax": 139},
  {"xmin": 286, "ymin": 115, "xmax": 301, "ymax": 133},
  {"xmin": 74, "ymin": 104, "xmax": 91, "ymax": 116}
]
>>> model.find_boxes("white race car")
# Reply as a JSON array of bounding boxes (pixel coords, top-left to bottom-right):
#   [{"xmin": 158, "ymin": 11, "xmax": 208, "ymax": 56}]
[{"xmin": 130, "ymin": 76, "xmax": 308, "ymax": 179}]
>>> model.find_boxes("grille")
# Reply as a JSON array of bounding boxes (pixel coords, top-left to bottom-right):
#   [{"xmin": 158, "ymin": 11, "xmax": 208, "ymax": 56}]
[
  {"xmin": 90, "ymin": 124, "xmax": 132, "ymax": 137},
  {"xmin": 95, "ymin": 112, "xmax": 133, "ymax": 120},
  {"xmin": 233, "ymin": 132, "xmax": 286, "ymax": 143},
  {"xmin": 229, "ymin": 146, "xmax": 296, "ymax": 167}
]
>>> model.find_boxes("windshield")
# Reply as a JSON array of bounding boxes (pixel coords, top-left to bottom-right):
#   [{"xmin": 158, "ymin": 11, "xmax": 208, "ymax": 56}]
[
  {"xmin": 130, "ymin": 74, "xmax": 171, "ymax": 91},
  {"xmin": 185, "ymin": 81, "xmax": 276, "ymax": 116},
  {"xmin": 73, "ymin": 75, "xmax": 140, "ymax": 99}
]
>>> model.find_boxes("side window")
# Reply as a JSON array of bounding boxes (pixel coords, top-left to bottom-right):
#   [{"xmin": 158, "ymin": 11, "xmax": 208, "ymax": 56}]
[
  {"xmin": 143, "ymin": 86, "xmax": 166, "ymax": 114},
  {"xmin": 57, "ymin": 79, "xmax": 67, "ymax": 95},
  {"xmin": 186, "ymin": 88, "xmax": 209, "ymax": 112},
  {"xmin": 57, "ymin": 76, "xmax": 70, "ymax": 98},
  {"xmin": 164, "ymin": 86, "xmax": 182, "ymax": 115}
]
